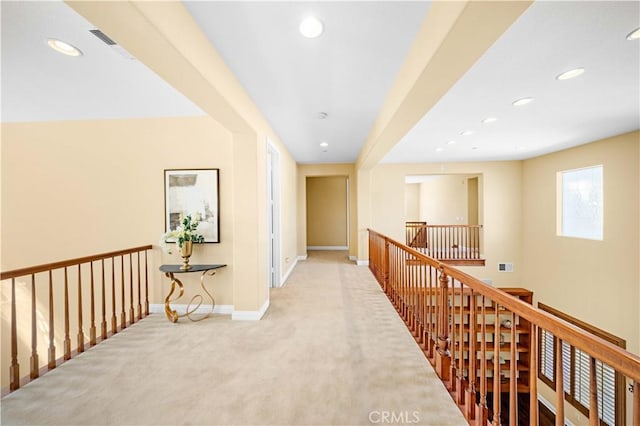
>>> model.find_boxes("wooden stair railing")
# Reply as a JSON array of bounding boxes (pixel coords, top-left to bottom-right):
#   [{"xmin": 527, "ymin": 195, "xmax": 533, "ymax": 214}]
[
  {"xmin": 406, "ymin": 222, "xmax": 484, "ymax": 265},
  {"xmin": 369, "ymin": 229, "xmax": 640, "ymax": 426},
  {"xmin": 1, "ymin": 245, "xmax": 153, "ymax": 395}
]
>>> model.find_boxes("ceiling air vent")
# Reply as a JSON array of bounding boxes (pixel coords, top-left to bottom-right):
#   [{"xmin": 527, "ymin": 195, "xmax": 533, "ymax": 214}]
[
  {"xmin": 89, "ymin": 29, "xmax": 135, "ymax": 60},
  {"xmin": 89, "ymin": 29, "xmax": 116, "ymax": 46}
]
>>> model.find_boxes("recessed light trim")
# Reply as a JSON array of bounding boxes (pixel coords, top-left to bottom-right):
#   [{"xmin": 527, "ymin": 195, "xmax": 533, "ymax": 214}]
[
  {"xmin": 319, "ymin": 142, "xmax": 329, "ymax": 148},
  {"xmin": 627, "ymin": 27, "xmax": 640, "ymax": 40},
  {"xmin": 556, "ymin": 68, "xmax": 585, "ymax": 80},
  {"xmin": 460, "ymin": 130, "xmax": 473, "ymax": 136},
  {"xmin": 47, "ymin": 38, "xmax": 82, "ymax": 57},
  {"xmin": 481, "ymin": 117, "xmax": 497, "ymax": 124},
  {"xmin": 512, "ymin": 97, "xmax": 534, "ymax": 107},
  {"xmin": 435, "ymin": 147, "xmax": 444, "ymax": 152},
  {"xmin": 447, "ymin": 140, "xmax": 457, "ymax": 145},
  {"xmin": 300, "ymin": 16, "xmax": 323, "ymax": 38}
]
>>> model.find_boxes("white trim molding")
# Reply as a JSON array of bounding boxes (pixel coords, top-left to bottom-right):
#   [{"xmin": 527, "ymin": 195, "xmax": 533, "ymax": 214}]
[
  {"xmin": 297, "ymin": 255, "xmax": 308, "ymax": 261},
  {"xmin": 149, "ymin": 304, "xmax": 233, "ymax": 315},
  {"xmin": 306, "ymin": 246, "xmax": 348, "ymax": 250},
  {"xmin": 232, "ymin": 298, "xmax": 270, "ymax": 321},
  {"xmin": 356, "ymin": 259, "xmax": 369, "ymax": 266}
]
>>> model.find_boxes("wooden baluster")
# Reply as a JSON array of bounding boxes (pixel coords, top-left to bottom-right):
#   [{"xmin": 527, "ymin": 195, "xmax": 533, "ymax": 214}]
[
  {"xmin": 509, "ymin": 311, "xmax": 517, "ymax": 426},
  {"xmin": 529, "ymin": 324, "xmax": 538, "ymax": 426},
  {"xmin": 450, "ymin": 282, "xmax": 458, "ymax": 393},
  {"xmin": 111, "ymin": 256, "xmax": 117, "ymax": 334},
  {"xmin": 144, "ymin": 250, "xmax": 149, "ymax": 316},
  {"xmin": 10, "ymin": 278, "xmax": 20, "ymax": 390},
  {"xmin": 129, "ymin": 254, "xmax": 134, "ymax": 323},
  {"xmin": 492, "ymin": 300, "xmax": 501, "ymax": 425},
  {"xmin": 120, "ymin": 256, "xmax": 126, "ymax": 329},
  {"xmin": 63, "ymin": 268, "xmax": 71, "ymax": 360},
  {"xmin": 555, "ymin": 337, "xmax": 564, "ymax": 426},
  {"xmin": 633, "ymin": 381, "xmax": 639, "ymax": 426},
  {"xmin": 465, "ymin": 289, "xmax": 477, "ymax": 421},
  {"xmin": 477, "ymin": 295, "xmax": 488, "ymax": 426},
  {"xmin": 383, "ymin": 240, "xmax": 390, "ymax": 294},
  {"xmin": 89, "ymin": 262, "xmax": 96, "ymax": 346},
  {"xmin": 48, "ymin": 270, "xmax": 56, "ymax": 369},
  {"xmin": 77, "ymin": 264, "xmax": 85, "ymax": 353},
  {"xmin": 30, "ymin": 274, "xmax": 39, "ymax": 379},
  {"xmin": 137, "ymin": 252, "xmax": 142, "ymax": 320},
  {"xmin": 100, "ymin": 259, "xmax": 107, "ymax": 339},
  {"xmin": 589, "ymin": 356, "xmax": 599, "ymax": 426}
]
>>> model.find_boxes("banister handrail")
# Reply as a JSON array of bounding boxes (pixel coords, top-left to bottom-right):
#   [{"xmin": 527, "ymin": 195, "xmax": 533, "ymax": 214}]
[
  {"xmin": 0, "ymin": 245, "xmax": 154, "ymax": 280},
  {"xmin": 1, "ymin": 244, "xmax": 154, "ymax": 394},
  {"xmin": 368, "ymin": 228, "xmax": 640, "ymax": 382}
]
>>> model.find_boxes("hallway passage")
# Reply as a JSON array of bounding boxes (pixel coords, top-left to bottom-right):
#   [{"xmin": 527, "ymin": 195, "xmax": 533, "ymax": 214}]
[{"xmin": 1, "ymin": 251, "xmax": 465, "ymax": 426}]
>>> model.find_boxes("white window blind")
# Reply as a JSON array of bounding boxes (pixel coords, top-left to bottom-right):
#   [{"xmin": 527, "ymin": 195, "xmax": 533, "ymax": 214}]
[
  {"xmin": 539, "ymin": 331, "xmax": 617, "ymax": 425},
  {"xmin": 559, "ymin": 165, "xmax": 603, "ymax": 240}
]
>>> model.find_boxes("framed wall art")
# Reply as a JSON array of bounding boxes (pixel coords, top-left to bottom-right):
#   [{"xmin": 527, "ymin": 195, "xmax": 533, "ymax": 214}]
[{"xmin": 164, "ymin": 168, "xmax": 220, "ymax": 243}]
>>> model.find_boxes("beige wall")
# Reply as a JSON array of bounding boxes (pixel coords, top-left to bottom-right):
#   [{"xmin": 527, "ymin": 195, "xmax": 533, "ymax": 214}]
[
  {"xmin": 297, "ymin": 164, "xmax": 357, "ymax": 259},
  {"xmin": 404, "ymin": 184, "xmax": 420, "ymax": 221},
  {"xmin": 522, "ymin": 131, "xmax": 639, "ymax": 424},
  {"xmin": 419, "ymin": 175, "xmax": 469, "ymax": 224},
  {"xmin": 366, "ymin": 162, "xmax": 521, "ymax": 285},
  {"xmin": 1, "ymin": 117, "xmax": 234, "ymax": 302},
  {"xmin": 306, "ymin": 176, "xmax": 348, "ymax": 247}
]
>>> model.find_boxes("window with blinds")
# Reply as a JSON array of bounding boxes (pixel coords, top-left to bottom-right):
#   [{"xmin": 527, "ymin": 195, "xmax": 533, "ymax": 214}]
[{"xmin": 537, "ymin": 304, "xmax": 625, "ymax": 425}]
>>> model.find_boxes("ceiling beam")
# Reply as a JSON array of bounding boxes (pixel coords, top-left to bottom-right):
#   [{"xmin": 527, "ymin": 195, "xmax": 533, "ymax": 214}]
[{"xmin": 356, "ymin": 0, "xmax": 532, "ymax": 170}]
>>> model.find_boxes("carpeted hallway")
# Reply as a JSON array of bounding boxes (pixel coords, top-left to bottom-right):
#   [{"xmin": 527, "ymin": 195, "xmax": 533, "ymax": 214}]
[{"xmin": 0, "ymin": 251, "xmax": 466, "ymax": 426}]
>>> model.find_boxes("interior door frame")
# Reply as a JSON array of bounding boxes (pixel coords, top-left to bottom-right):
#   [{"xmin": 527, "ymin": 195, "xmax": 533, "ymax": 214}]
[{"xmin": 266, "ymin": 138, "xmax": 281, "ymax": 288}]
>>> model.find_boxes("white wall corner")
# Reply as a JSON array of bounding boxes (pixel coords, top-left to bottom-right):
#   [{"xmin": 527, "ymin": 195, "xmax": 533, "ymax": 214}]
[
  {"xmin": 149, "ymin": 304, "xmax": 233, "ymax": 315},
  {"xmin": 232, "ymin": 298, "xmax": 270, "ymax": 321},
  {"xmin": 297, "ymin": 255, "xmax": 308, "ymax": 261},
  {"xmin": 356, "ymin": 259, "xmax": 369, "ymax": 266}
]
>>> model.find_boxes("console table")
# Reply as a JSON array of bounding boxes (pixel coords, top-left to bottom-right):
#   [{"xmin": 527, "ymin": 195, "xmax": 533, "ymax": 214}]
[{"xmin": 159, "ymin": 264, "xmax": 227, "ymax": 323}]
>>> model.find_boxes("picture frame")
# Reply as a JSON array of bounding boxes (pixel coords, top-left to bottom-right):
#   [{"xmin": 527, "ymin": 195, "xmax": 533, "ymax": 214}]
[{"xmin": 164, "ymin": 168, "xmax": 220, "ymax": 243}]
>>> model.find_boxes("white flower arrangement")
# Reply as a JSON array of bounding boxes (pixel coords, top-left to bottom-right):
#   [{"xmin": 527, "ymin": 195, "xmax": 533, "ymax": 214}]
[{"xmin": 159, "ymin": 213, "xmax": 205, "ymax": 254}]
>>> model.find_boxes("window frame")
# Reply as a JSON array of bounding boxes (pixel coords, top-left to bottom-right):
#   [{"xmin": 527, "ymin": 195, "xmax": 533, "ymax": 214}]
[{"xmin": 556, "ymin": 164, "xmax": 604, "ymax": 241}]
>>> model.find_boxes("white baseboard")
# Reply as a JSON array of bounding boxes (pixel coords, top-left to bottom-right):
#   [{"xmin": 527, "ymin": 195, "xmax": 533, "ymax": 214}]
[
  {"xmin": 349, "ymin": 255, "xmax": 357, "ymax": 261},
  {"xmin": 232, "ymin": 298, "xmax": 270, "ymax": 321},
  {"xmin": 306, "ymin": 246, "xmax": 348, "ymax": 250},
  {"xmin": 297, "ymin": 255, "xmax": 308, "ymax": 261},
  {"xmin": 149, "ymin": 303, "xmax": 233, "ymax": 315},
  {"xmin": 537, "ymin": 394, "xmax": 575, "ymax": 426},
  {"xmin": 280, "ymin": 257, "xmax": 298, "ymax": 286},
  {"xmin": 356, "ymin": 259, "xmax": 369, "ymax": 266}
]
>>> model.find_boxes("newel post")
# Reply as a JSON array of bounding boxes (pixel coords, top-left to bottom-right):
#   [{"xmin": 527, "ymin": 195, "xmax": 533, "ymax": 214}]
[{"xmin": 435, "ymin": 266, "xmax": 451, "ymax": 381}]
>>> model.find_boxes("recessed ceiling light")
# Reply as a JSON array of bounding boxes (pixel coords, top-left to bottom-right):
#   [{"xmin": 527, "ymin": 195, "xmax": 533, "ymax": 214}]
[
  {"xmin": 317, "ymin": 112, "xmax": 328, "ymax": 119},
  {"xmin": 460, "ymin": 130, "xmax": 473, "ymax": 136},
  {"xmin": 319, "ymin": 142, "xmax": 329, "ymax": 148},
  {"xmin": 47, "ymin": 38, "xmax": 82, "ymax": 57},
  {"xmin": 435, "ymin": 147, "xmax": 444, "ymax": 152},
  {"xmin": 556, "ymin": 68, "xmax": 585, "ymax": 80},
  {"xmin": 627, "ymin": 27, "xmax": 640, "ymax": 40},
  {"xmin": 447, "ymin": 140, "xmax": 456, "ymax": 145},
  {"xmin": 512, "ymin": 97, "xmax": 534, "ymax": 107},
  {"xmin": 481, "ymin": 117, "xmax": 497, "ymax": 124},
  {"xmin": 300, "ymin": 16, "xmax": 323, "ymax": 38}
]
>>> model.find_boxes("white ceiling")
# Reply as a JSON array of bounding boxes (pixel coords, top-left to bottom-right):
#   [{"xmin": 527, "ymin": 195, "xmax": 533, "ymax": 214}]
[
  {"xmin": 183, "ymin": 1, "xmax": 430, "ymax": 164},
  {"xmin": 1, "ymin": 1, "xmax": 204, "ymax": 123},
  {"xmin": 1, "ymin": 1, "xmax": 638, "ymax": 165}
]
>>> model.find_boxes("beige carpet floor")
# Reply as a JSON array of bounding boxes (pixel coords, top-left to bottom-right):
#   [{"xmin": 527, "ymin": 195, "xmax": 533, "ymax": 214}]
[{"xmin": 0, "ymin": 251, "xmax": 466, "ymax": 426}]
